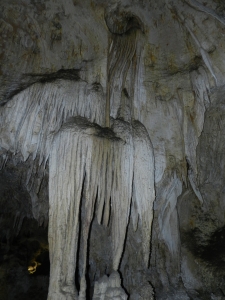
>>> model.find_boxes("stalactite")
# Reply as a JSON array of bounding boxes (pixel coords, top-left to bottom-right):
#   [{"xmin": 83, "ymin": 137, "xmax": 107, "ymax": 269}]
[
  {"xmin": 132, "ymin": 121, "xmax": 155, "ymax": 267},
  {"xmin": 184, "ymin": 66, "xmax": 210, "ymax": 204},
  {"xmin": 187, "ymin": 29, "xmax": 217, "ymax": 85},
  {"xmin": 170, "ymin": 6, "xmax": 218, "ymax": 85},
  {"xmin": 48, "ymin": 115, "xmax": 155, "ymax": 299},
  {"xmin": 107, "ymin": 30, "xmax": 138, "ymax": 120},
  {"xmin": 184, "ymin": 0, "xmax": 225, "ymax": 27},
  {"xmin": 47, "ymin": 117, "xmax": 125, "ymax": 298},
  {"xmin": 0, "ymin": 153, "xmax": 8, "ymax": 170},
  {"xmin": 48, "ymin": 120, "xmax": 86, "ymax": 300},
  {"xmin": 110, "ymin": 119, "xmax": 134, "ymax": 271},
  {"xmin": 0, "ymin": 9, "xmax": 156, "ymax": 299},
  {"xmin": 191, "ymin": 67, "xmax": 211, "ymax": 110},
  {"xmin": 0, "ymin": 80, "xmax": 105, "ymax": 165},
  {"xmin": 158, "ymin": 172, "xmax": 182, "ymax": 256},
  {"xmin": 13, "ymin": 211, "xmax": 25, "ymax": 236},
  {"xmin": 165, "ymin": 5, "xmax": 214, "ymax": 207},
  {"xmin": 0, "ymin": 80, "xmax": 105, "ymax": 222}
]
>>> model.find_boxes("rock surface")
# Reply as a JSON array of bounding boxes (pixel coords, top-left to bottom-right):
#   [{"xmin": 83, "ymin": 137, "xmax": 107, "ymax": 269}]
[{"xmin": 1, "ymin": 0, "xmax": 225, "ymax": 299}]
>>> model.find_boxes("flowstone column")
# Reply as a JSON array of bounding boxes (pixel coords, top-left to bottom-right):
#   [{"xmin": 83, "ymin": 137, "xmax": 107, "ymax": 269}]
[
  {"xmin": 48, "ymin": 117, "xmax": 134, "ymax": 299},
  {"xmin": 47, "ymin": 5, "xmax": 155, "ymax": 299},
  {"xmin": 47, "ymin": 115, "xmax": 155, "ymax": 299}
]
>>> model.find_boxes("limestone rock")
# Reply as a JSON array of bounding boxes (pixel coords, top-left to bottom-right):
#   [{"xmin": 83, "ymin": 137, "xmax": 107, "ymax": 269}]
[
  {"xmin": 93, "ymin": 271, "xmax": 128, "ymax": 300},
  {"xmin": 1, "ymin": 0, "xmax": 225, "ymax": 299}
]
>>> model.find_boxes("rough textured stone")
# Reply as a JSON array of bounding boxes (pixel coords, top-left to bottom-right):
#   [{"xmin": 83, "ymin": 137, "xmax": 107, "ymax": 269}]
[{"xmin": 1, "ymin": 0, "xmax": 225, "ymax": 299}]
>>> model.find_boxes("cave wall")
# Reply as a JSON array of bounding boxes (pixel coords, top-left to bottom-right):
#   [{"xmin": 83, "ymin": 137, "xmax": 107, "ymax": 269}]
[{"xmin": 1, "ymin": 0, "xmax": 225, "ymax": 299}]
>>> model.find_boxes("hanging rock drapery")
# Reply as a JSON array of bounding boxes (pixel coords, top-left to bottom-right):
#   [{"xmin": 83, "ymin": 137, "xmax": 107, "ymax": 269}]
[{"xmin": 48, "ymin": 116, "xmax": 155, "ymax": 299}]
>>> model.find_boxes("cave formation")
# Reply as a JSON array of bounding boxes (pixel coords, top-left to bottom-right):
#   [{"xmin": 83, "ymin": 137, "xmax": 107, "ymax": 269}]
[{"xmin": 1, "ymin": 0, "xmax": 225, "ymax": 299}]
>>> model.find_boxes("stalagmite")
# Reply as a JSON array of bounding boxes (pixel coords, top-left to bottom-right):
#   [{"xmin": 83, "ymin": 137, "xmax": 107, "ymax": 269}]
[{"xmin": 92, "ymin": 271, "xmax": 128, "ymax": 300}]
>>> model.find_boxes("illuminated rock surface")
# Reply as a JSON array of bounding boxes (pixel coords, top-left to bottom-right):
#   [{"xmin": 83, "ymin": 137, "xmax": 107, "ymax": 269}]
[{"xmin": 1, "ymin": 0, "xmax": 225, "ymax": 299}]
